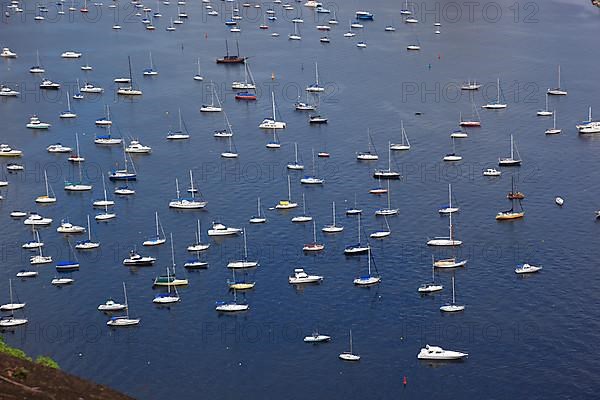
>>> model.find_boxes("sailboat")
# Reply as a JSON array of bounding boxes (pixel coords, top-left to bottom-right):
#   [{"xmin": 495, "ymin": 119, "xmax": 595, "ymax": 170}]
[
  {"xmin": 29, "ymin": 50, "xmax": 45, "ymax": 73},
  {"xmin": 481, "ymin": 78, "xmax": 507, "ymax": 109},
  {"xmin": 344, "ymin": 214, "xmax": 369, "ymax": 255},
  {"xmin": 287, "ymin": 143, "xmax": 304, "ymax": 170},
  {"xmin": 345, "ymin": 195, "xmax": 363, "ymax": 215},
  {"xmin": 143, "ymin": 212, "xmax": 166, "ymax": 246},
  {"xmin": 227, "ymin": 228, "xmax": 259, "ymax": 268},
  {"xmin": 547, "ymin": 65, "xmax": 567, "ymax": 96},
  {"xmin": 0, "ymin": 279, "xmax": 26, "ymax": 311},
  {"xmin": 418, "ymin": 257, "xmax": 443, "ymax": 293},
  {"xmin": 95, "ymin": 105, "xmax": 112, "ymax": 126},
  {"xmin": 22, "ymin": 225, "xmax": 44, "ymax": 249},
  {"xmin": 117, "ymin": 56, "xmax": 143, "ymax": 96},
  {"xmin": 373, "ymin": 143, "xmax": 401, "ymax": 179},
  {"xmin": 443, "ymin": 138, "xmax": 462, "ymax": 161},
  {"xmin": 496, "ymin": 195, "xmax": 525, "ymax": 220},
  {"xmin": 153, "ymin": 268, "xmax": 181, "ymax": 304},
  {"xmin": 64, "ymin": 161, "xmax": 92, "ymax": 191},
  {"xmin": 249, "ymin": 197, "xmax": 267, "ymax": 223},
  {"xmin": 215, "ymin": 289, "xmax": 249, "ymax": 312},
  {"xmin": 266, "ymin": 130, "xmax": 280, "ymax": 149},
  {"xmin": 276, "ymin": 176, "xmax": 298, "ymax": 209},
  {"xmin": 306, "ymin": 62, "xmax": 324, "ymax": 92},
  {"xmin": 459, "ymin": 104, "xmax": 481, "ymax": 127},
  {"xmin": 507, "ymin": 176, "xmax": 525, "ymax": 200},
  {"xmin": 439, "ymin": 275, "xmax": 465, "ymax": 312},
  {"xmin": 294, "ymin": 91, "xmax": 317, "ymax": 111},
  {"xmin": 303, "ymin": 220, "xmax": 324, "ymax": 251},
  {"xmin": 216, "ymin": 40, "xmax": 246, "ymax": 64},
  {"xmin": 59, "ymin": 91, "xmax": 77, "ymax": 118},
  {"xmin": 55, "ymin": 239, "xmax": 80, "ymax": 271},
  {"xmin": 576, "ymin": 106, "xmax": 600, "ymax": 134},
  {"xmin": 0, "ymin": 280, "xmax": 28, "ymax": 328},
  {"xmin": 498, "ymin": 135, "xmax": 522, "ymax": 166},
  {"xmin": 339, "ymin": 330, "xmax": 360, "ymax": 361},
  {"xmin": 370, "ymin": 215, "xmax": 391, "ymax": 238},
  {"xmin": 35, "ymin": 169, "xmax": 56, "ymax": 203},
  {"xmin": 438, "ymin": 184, "xmax": 459, "ymax": 214},
  {"xmin": 153, "ymin": 234, "xmax": 188, "ymax": 286},
  {"xmin": 108, "ymin": 142, "xmax": 137, "ymax": 181},
  {"xmin": 193, "ymin": 57, "xmax": 203, "ymax": 81},
  {"xmin": 545, "ymin": 111, "xmax": 561, "ymax": 135},
  {"xmin": 167, "ymin": 108, "xmax": 190, "ymax": 140},
  {"xmin": 143, "ymin": 52, "xmax": 158, "ymax": 76},
  {"xmin": 200, "ymin": 81, "xmax": 223, "ymax": 112},
  {"xmin": 221, "ymin": 135, "xmax": 239, "ymax": 158},
  {"xmin": 75, "ymin": 215, "xmax": 100, "ymax": 249},
  {"xmin": 300, "ymin": 149, "xmax": 324, "ymax": 184},
  {"xmin": 259, "ymin": 92, "xmax": 286, "ymax": 129},
  {"xmin": 170, "ymin": 172, "xmax": 207, "ymax": 209},
  {"xmin": 353, "ymin": 247, "xmax": 381, "ymax": 285},
  {"xmin": 537, "ymin": 93, "xmax": 553, "ymax": 116},
  {"xmin": 390, "ymin": 121, "xmax": 411, "ymax": 150},
  {"xmin": 94, "ymin": 126, "xmax": 121, "ymax": 145},
  {"xmin": 322, "ymin": 201, "xmax": 343, "ymax": 233},
  {"xmin": 187, "ymin": 220, "xmax": 210, "ymax": 252},
  {"xmin": 356, "ymin": 130, "xmax": 379, "ymax": 160},
  {"xmin": 400, "ymin": 0, "xmax": 412, "ymax": 14},
  {"xmin": 289, "ymin": 21, "xmax": 302, "ymax": 40},
  {"xmin": 232, "ymin": 59, "xmax": 256, "ymax": 90},
  {"xmin": 375, "ymin": 180, "xmax": 399, "ymax": 216},
  {"xmin": 67, "ymin": 133, "xmax": 85, "ymax": 163},
  {"xmin": 107, "ymin": 282, "xmax": 140, "ymax": 326},
  {"xmin": 228, "ymin": 269, "xmax": 255, "ymax": 290},
  {"xmin": 427, "ymin": 211, "xmax": 462, "ymax": 246},
  {"xmin": 291, "ymin": 193, "xmax": 312, "ymax": 222}
]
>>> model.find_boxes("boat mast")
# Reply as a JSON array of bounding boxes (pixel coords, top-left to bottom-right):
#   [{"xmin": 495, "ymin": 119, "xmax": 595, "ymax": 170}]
[
  {"xmin": 189, "ymin": 170, "xmax": 195, "ymax": 199},
  {"xmin": 510, "ymin": 135, "xmax": 514, "ymax": 159},
  {"xmin": 44, "ymin": 170, "xmax": 49, "ymax": 196},
  {"xmin": 87, "ymin": 214, "xmax": 91, "ymax": 241},
  {"xmin": 451, "ymin": 276, "xmax": 456, "ymax": 304},
  {"xmin": 315, "ymin": 62, "xmax": 319, "ymax": 86},
  {"xmin": 175, "ymin": 178, "xmax": 181, "ymax": 200},
  {"xmin": 332, "ymin": 202, "xmax": 336, "ymax": 225},
  {"xmin": 496, "ymin": 78, "xmax": 500, "ymax": 104},
  {"xmin": 271, "ymin": 91, "xmax": 276, "ymax": 121},
  {"xmin": 123, "ymin": 282, "xmax": 129, "ymax": 318},
  {"xmin": 287, "ymin": 175, "xmax": 292, "ymax": 201},
  {"xmin": 243, "ymin": 228, "xmax": 248, "ymax": 259},
  {"xmin": 448, "ymin": 184, "xmax": 452, "ymax": 209},
  {"xmin": 155, "ymin": 211, "xmax": 160, "ymax": 238}
]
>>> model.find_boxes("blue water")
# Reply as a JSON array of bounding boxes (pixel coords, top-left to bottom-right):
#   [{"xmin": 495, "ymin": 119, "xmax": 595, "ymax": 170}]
[{"xmin": 1, "ymin": 0, "xmax": 599, "ymax": 398}]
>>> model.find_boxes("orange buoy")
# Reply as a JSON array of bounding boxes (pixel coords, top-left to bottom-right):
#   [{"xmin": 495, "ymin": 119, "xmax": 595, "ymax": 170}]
[{"xmin": 271, "ymin": 72, "xmax": 275, "ymax": 80}]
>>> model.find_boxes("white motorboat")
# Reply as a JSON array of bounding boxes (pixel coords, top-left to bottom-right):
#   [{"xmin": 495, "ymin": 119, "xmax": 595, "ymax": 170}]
[
  {"xmin": 0, "ymin": 86, "xmax": 20, "ymax": 97},
  {"xmin": 56, "ymin": 219, "xmax": 86, "ymax": 234},
  {"xmin": 47, "ymin": 143, "xmax": 72, "ymax": 153},
  {"xmin": 61, "ymin": 51, "xmax": 82, "ymax": 58},
  {"xmin": 0, "ymin": 144, "xmax": 22, "ymax": 157},
  {"xmin": 26, "ymin": 115, "xmax": 50, "ymax": 129},
  {"xmin": 122, "ymin": 250, "xmax": 156, "ymax": 266},
  {"xmin": 24, "ymin": 213, "xmax": 52, "ymax": 226},
  {"xmin": 417, "ymin": 345, "xmax": 468, "ymax": 360},
  {"xmin": 40, "ymin": 78, "xmax": 60, "ymax": 90},
  {"xmin": 125, "ymin": 140, "xmax": 151, "ymax": 154},
  {"xmin": 576, "ymin": 107, "xmax": 600, "ymax": 134},
  {"xmin": 288, "ymin": 268, "xmax": 323, "ymax": 284},
  {"xmin": 483, "ymin": 168, "xmax": 501, "ymax": 177},
  {"xmin": 515, "ymin": 263, "xmax": 542, "ymax": 274},
  {"xmin": 51, "ymin": 277, "xmax": 74, "ymax": 285},
  {"xmin": 16, "ymin": 271, "xmax": 38, "ymax": 278},
  {"xmin": 207, "ymin": 222, "xmax": 242, "ymax": 236},
  {"xmin": 461, "ymin": 80, "xmax": 481, "ymax": 90},
  {"xmin": 303, "ymin": 331, "xmax": 331, "ymax": 343},
  {"xmin": 98, "ymin": 299, "xmax": 127, "ymax": 312},
  {"xmin": 0, "ymin": 47, "xmax": 17, "ymax": 58},
  {"xmin": 555, "ymin": 197, "xmax": 564, "ymax": 206}
]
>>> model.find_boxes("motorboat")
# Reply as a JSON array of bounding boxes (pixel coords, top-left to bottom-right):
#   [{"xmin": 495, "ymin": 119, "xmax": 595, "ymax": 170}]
[
  {"xmin": 515, "ymin": 263, "xmax": 542, "ymax": 274},
  {"xmin": 0, "ymin": 144, "xmax": 22, "ymax": 157},
  {"xmin": 56, "ymin": 220, "xmax": 86, "ymax": 234},
  {"xmin": 24, "ymin": 213, "xmax": 52, "ymax": 226},
  {"xmin": 47, "ymin": 143, "xmax": 72, "ymax": 153},
  {"xmin": 39, "ymin": 78, "xmax": 60, "ymax": 90},
  {"xmin": 122, "ymin": 250, "xmax": 156, "ymax": 266},
  {"xmin": 0, "ymin": 86, "xmax": 19, "ymax": 96},
  {"xmin": 483, "ymin": 168, "xmax": 501, "ymax": 177},
  {"xmin": 0, "ymin": 47, "xmax": 17, "ymax": 58},
  {"xmin": 98, "ymin": 299, "xmax": 127, "ymax": 312},
  {"xmin": 417, "ymin": 345, "xmax": 467, "ymax": 360},
  {"xmin": 303, "ymin": 331, "xmax": 331, "ymax": 343},
  {"xmin": 207, "ymin": 222, "xmax": 242, "ymax": 236},
  {"xmin": 288, "ymin": 268, "xmax": 323, "ymax": 284},
  {"xmin": 61, "ymin": 51, "xmax": 82, "ymax": 58},
  {"xmin": 26, "ymin": 116, "xmax": 50, "ymax": 129},
  {"xmin": 125, "ymin": 140, "xmax": 152, "ymax": 154}
]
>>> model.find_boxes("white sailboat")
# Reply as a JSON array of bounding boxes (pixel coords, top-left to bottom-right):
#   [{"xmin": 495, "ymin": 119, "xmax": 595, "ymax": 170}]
[
  {"xmin": 193, "ymin": 57, "xmax": 204, "ymax": 81},
  {"xmin": 227, "ymin": 228, "xmax": 259, "ymax": 269},
  {"xmin": 356, "ymin": 130, "xmax": 379, "ymax": 160},
  {"xmin": 95, "ymin": 176, "xmax": 116, "ymax": 221},
  {"xmin": 439, "ymin": 276, "xmax": 465, "ymax": 312},
  {"xmin": 169, "ymin": 171, "xmax": 208, "ymax": 209},
  {"xmin": 59, "ymin": 91, "xmax": 77, "ymax": 118},
  {"xmin": 438, "ymin": 184, "xmax": 459, "ymax": 214},
  {"xmin": 353, "ymin": 247, "xmax": 381, "ymax": 285},
  {"xmin": 67, "ymin": 132, "xmax": 85, "ymax": 163},
  {"xmin": 547, "ymin": 65, "xmax": 567, "ymax": 96},
  {"xmin": 93, "ymin": 175, "xmax": 115, "ymax": 207},
  {"xmin": 375, "ymin": 180, "xmax": 399, "ymax": 216},
  {"xmin": 306, "ymin": 62, "xmax": 325, "ymax": 92},
  {"xmin": 200, "ymin": 81, "xmax": 222, "ymax": 112},
  {"xmin": 187, "ymin": 220, "xmax": 210, "ymax": 251},
  {"xmin": 117, "ymin": 56, "xmax": 143, "ymax": 96},
  {"xmin": 153, "ymin": 234, "xmax": 188, "ymax": 287},
  {"xmin": 373, "ymin": 143, "xmax": 401, "ymax": 179},
  {"xmin": 300, "ymin": 149, "xmax": 324, "ymax": 184},
  {"xmin": 35, "ymin": 169, "xmax": 56, "ymax": 203},
  {"xmin": 215, "ymin": 289, "xmax": 249, "ymax": 312},
  {"xmin": 498, "ymin": 134, "xmax": 522, "ymax": 166},
  {"xmin": 427, "ymin": 211, "xmax": 462, "ymax": 246},
  {"xmin": 370, "ymin": 215, "xmax": 391, "ymax": 239},
  {"xmin": 289, "ymin": 21, "xmax": 302, "ymax": 40},
  {"xmin": 64, "ymin": 161, "xmax": 92, "ymax": 191},
  {"xmin": 153, "ymin": 268, "xmax": 181, "ymax": 304},
  {"xmin": 418, "ymin": 257, "xmax": 444, "ymax": 293},
  {"xmin": 143, "ymin": 212, "xmax": 166, "ymax": 246},
  {"xmin": 443, "ymin": 138, "xmax": 462, "ymax": 161},
  {"xmin": 0, "ymin": 279, "xmax": 26, "ymax": 311},
  {"xmin": 339, "ymin": 330, "xmax": 360, "ymax": 361},
  {"xmin": 259, "ymin": 92, "xmax": 286, "ymax": 129},
  {"xmin": 287, "ymin": 142, "xmax": 305, "ymax": 170},
  {"xmin": 249, "ymin": 197, "xmax": 267, "ymax": 223},
  {"xmin": 166, "ymin": 108, "xmax": 190, "ymax": 140},
  {"xmin": 576, "ymin": 107, "xmax": 600, "ymax": 134},
  {"xmin": 275, "ymin": 175, "xmax": 298, "ymax": 209},
  {"xmin": 344, "ymin": 214, "xmax": 369, "ymax": 255},
  {"xmin": 291, "ymin": 193, "xmax": 312, "ymax": 222},
  {"xmin": 221, "ymin": 135, "xmax": 239, "ymax": 158},
  {"xmin": 322, "ymin": 201, "xmax": 343, "ymax": 233},
  {"xmin": 545, "ymin": 111, "xmax": 561, "ymax": 135},
  {"xmin": 75, "ymin": 215, "xmax": 100, "ymax": 249},
  {"xmin": 390, "ymin": 121, "xmax": 411, "ymax": 150},
  {"xmin": 107, "ymin": 283, "xmax": 140, "ymax": 326},
  {"xmin": 481, "ymin": 78, "xmax": 507, "ymax": 109},
  {"xmin": 142, "ymin": 51, "xmax": 158, "ymax": 76},
  {"xmin": 537, "ymin": 93, "xmax": 553, "ymax": 117},
  {"xmin": 232, "ymin": 59, "xmax": 256, "ymax": 89},
  {"xmin": 95, "ymin": 105, "xmax": 112, "ymax": 126}
]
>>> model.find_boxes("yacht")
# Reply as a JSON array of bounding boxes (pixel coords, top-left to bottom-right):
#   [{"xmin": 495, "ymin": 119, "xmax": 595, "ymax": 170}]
[
  {"xmin": 47, "ymin": 143, "xmax": 72, "ymax": 153},
  {"xmin": 0, "ymin": 47, "xmax": 17, "ymax": 58},
  {"xmin": 125, "ymin": 140, "xmax": 152, "ymax": 154},
  {"xmin": 417, "ymin": 345, "xmax": 468, "ymax": 360},
  {"xmin": 461, "ymin": 80, "xmax": 481, "ymax": 90},
  {"xmin": 0, "ymin": 86, "xmax": 20, "ymax": 97},
  {"xmin": 98, "ymin": 299, "xmax": 127, "ymax": 312},
  {"xmin": 122, "ymin": 250, "xmax": 156, "ymax": 266},
  {"xmin": 303, "ymin": 332, "xmax": 331, "ymax": 343},
  {"xmin": 24, "ymin": 213, "xmax": 53, "ymax": 226},
  {"xmin": 40, "ymin": 79, "xmax": 60, "ymax": 89},
  {"xmin": 0, "ymin": 144, "xmax": 22, "ymax": 157},
  {"xmin": 80, "ymin": 82, "xmax": 103, "ymax": 93},
  {"xmin": 51, "ymin": 277, "xmax": 74, "ymax": 285},
  {"xmin": 56, "ymin": 219, "xmax": 86, "ymax": 234},
  {"xmin": 483, "ymin": 168, "xmax": 501, "ymax": 177},
  {"xmin": 61, "ymin": 51, "xmax": 82, "ymax": 58},
  {"xmin": 288, "ymin": 268, "xmax": 323, "ymax": 284},
  {"xmin": 26, "ymin": 116, "xmax": 50, "ymax": 129},
  {"xmin": 576, "ymin": 107, "xmax": 600, "ymax": 134},
  {"xmin": 207, "ymin": 222, "xmax": 242, "ymax": 236},
  {"xmin": 515, "ymin": 263, "xmax": 542, "ymax": 274}
]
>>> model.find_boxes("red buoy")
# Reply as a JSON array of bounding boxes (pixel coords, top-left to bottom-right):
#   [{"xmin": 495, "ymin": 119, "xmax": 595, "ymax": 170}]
[{"xmin": 403, "ymin": 376, "xmax": 407, "ymax": 386}]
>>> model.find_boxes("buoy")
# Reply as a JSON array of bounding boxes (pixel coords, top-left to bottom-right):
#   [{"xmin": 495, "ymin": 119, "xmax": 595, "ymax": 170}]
[
  {"xmin": 205, "ymin": 32, "xmax": 208, "ymax": 39},
  {"xmin": 271, "ymin": 72, "xmax": 275, "ymax": 80},
  {"xmin": 403, "ymin": 376, "xmax": 407, "ymax": 386}
]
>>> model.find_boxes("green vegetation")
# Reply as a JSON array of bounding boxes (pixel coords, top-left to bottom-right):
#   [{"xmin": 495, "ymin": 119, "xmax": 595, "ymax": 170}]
[{"xmin": 0, "ymin": 336, "xmax": 59, "ymax": 369}]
